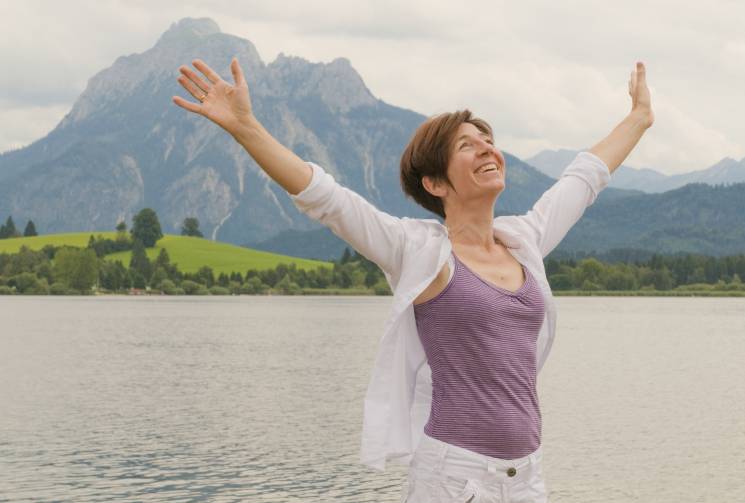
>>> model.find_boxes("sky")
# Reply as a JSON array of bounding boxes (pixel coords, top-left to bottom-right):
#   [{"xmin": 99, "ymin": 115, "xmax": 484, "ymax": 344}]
[{"xmin": 2, "ymin": 0, "xmax": 744, "ymax": 175}]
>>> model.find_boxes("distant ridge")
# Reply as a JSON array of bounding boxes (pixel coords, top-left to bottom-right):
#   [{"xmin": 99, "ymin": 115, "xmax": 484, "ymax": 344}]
[{"xmin": 526, "ymin": 149, "xmax": 745, "ymax": 193}]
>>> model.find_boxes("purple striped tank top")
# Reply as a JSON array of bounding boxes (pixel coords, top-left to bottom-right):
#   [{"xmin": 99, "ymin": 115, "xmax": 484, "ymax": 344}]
[{"xmin": 413, "ymin": 250, "xmax": 546, "ymax": 459}]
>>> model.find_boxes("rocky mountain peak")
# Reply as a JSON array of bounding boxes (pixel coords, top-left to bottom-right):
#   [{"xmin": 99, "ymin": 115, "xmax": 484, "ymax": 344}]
[
  {"xmin": 264, "ymin": 53, "xmax": 376, "ymax": 113},
  {"xmin": 59, "ymin": 17, "xmax": 263, "ymax": 129},
  {"xmin": 709, "ymin": 157, "xmax": 738, "ymax": 170},
  {"xmin": 156, "ymin": 17, "xmax": 222, "ymax": 47}
]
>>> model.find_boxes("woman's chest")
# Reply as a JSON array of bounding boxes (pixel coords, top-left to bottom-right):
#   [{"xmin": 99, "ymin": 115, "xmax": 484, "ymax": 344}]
[{"xmin": 413, "ymin": 245, "xmax": 526, "ymax": 306}]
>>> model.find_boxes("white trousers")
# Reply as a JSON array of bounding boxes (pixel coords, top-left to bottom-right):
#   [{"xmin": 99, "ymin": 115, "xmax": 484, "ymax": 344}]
[{"xmin": 401, "ymin": 432, "xmax": 549, "ymax": 503}]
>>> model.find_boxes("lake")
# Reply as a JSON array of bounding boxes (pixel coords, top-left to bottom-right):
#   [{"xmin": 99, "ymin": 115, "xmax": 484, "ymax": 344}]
[{"xmin": 1, "ymin": 296, "xmax": 743, "ymax": 501}]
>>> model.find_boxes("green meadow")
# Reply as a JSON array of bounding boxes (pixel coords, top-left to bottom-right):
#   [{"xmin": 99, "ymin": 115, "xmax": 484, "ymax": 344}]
[
  {"xmin": 0, "ymin": 233, "xmax": 108, "ymax": 252},
  {"xmin": 0, "ymin": 232, "xmax": 332, "ymax": 275}
]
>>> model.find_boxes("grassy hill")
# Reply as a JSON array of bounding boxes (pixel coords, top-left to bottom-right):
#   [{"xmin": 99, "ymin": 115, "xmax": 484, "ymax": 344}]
[
  {"xmin": 0, "ymin": 233, "xmax": 332, "ymax": 274},
  {"xmin": 0, "ymin": 232, "xmax": 107, "ymax": 251}
]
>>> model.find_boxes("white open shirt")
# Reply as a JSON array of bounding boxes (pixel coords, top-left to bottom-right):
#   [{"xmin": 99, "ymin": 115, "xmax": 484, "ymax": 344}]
[{"xmin": 290, "ymin": 151, "xmax": 611, "ymax": 471}]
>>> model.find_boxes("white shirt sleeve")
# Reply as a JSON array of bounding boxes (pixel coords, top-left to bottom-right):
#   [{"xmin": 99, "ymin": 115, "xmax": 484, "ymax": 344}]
[
  {"xmin": 515, "ymin": 151, "xmax": 611, "ymax": 258},
  {"xmin": 289, "ymin": 161, "xmax": 407, "ymax": 276}
]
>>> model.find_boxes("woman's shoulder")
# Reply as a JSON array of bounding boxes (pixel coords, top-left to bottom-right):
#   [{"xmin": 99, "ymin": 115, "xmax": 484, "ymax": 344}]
[
  {"xmin": 493, "ymin": 214, "xmax": 528, "ymax": 236},
  {"xmin": 397, "ymin": 217, "xmax": 447, "ymax": 249},
  {"xmin": 493, "ymin": 215, "xmax": 540, "ymax": 253},
  {"xmin": 400, "ymin": 216, "xmax": 443, "ymax": 231}
]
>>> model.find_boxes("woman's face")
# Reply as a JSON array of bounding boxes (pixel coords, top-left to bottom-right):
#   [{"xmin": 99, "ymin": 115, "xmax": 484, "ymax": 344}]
[{"xmin": 442, "ymin": 122, "xmax": 506, "ymax": 207}]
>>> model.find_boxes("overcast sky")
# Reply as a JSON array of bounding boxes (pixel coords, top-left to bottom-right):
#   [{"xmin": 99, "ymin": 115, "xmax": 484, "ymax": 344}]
[{"xmin": 3, "ymin": 0, "xmax": 744, "ymax": 174}]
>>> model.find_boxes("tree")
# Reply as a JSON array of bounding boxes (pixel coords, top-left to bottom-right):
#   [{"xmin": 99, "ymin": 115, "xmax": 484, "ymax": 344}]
[
  {"xmin": 217, "ymin": 272, "xmax": 230, "ymax": 287},
  {"xmin": 548, "ymin": 273, "xmax": 573, "ymax": 291},
  {"xmin": 651, "ymin": 266, "xmax": 674, "ymax": 290},
  {"xmin": 155, "ymin": 248, "xmax": 171, "ymax": 268},
  {"xmin": 337, "ymin": 268, "xmax": 353, "ymax": 288},
  {"xmin": 53, "ymin": 247, "xmax": 99, "ymax": 292},
  {"xmin": 241, "ymin": 276, "xmax": 268, "ymax": 294},
  {"xmin": 115, "ymin": 220, "xmax": 129, "ymax": 245},
  {"xmin": 0, "ymin": 215, "xmax": 19, "ymax": 239},
  {"xmin": 576, "ymin": 258, "xmax": 606, "ymax": 287},
  {"xmin": 340, "ymin": 247, "xmax": 352, "ymax": 264},
  {"xmin": 606, "ymin": 268, "xmax": 637, "ymax": 291},
  {"xmin": 149, "ymin": 267, "xmax": 168, "ymax": 289},
  {"xmin": 181, "ymin": 217, "xmax": 203, "ymax": 237},
  {"xmin": 4, "ymin": 245, "xmax": 46, "ymax": 275},
  {"xmin": 99, "ymin": 260, "xmax": 128, "ymax": 291},
  {"xmin": 180, "ymin": 280, "xmax": 201, "ymax": 295},
  {"xmin": 23, "ymin": 220, "xmax": 38, "ymax": 237},
  {"xmin": 9, "ymin": 272, "xmax": 44, "ymax": 294},
  {"xmin": 131, "ymin": 208, "xmax": 163, "ymax": 247},
  {"xmin": 275, "ymin": 274, "xmax": 301, "ymax": 295},
  {"xmin": 129, "ymin": 239, "xmax": 152, "ymax": 280},
  {"xmin": 195, "ymin": 266, "xmax": 215, "ymax": 287},
  {"xmin": 130, "ymin": 270, "xmax": 147, "ymax": 290}
]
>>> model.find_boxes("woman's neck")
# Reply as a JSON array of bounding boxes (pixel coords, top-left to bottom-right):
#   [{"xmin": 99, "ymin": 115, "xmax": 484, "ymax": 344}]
[{"xmin": 444, "ymin": 213, "xmax": 500, "ymax": 251}]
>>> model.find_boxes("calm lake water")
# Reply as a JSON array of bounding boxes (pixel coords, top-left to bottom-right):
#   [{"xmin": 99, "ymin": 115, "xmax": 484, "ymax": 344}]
[{"xmin": 1, "ymin": 296, "xmax": 743, "ymax": 502}]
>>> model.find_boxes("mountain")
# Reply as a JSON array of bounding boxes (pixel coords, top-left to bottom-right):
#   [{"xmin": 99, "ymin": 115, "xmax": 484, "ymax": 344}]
[
  {"xmin": 0, "ymin": 17, "xmax": 596, "ymax": 246},
  {"xmin": 526, "ymin": 149, "xmax": 745, "ymax": 193},
  {"xmin": 562, "ymin": 181, "xmax": 745, "ymax": 256},
  {"xmin": 1, "ymin": 17, "xmax": 743, "ymax": 260}
]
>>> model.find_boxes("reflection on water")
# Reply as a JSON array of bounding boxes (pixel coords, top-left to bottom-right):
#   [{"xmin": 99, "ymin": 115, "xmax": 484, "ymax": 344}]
[{"xmin": 1, "ymin": 296, "xmax": 743, "ymax": 501}]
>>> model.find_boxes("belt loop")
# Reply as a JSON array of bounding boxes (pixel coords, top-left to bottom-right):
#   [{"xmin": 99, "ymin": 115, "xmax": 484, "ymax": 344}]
[
  {"xmin": 436, "ymin": 442, "xmax": 448, "ymax": 473},
  {"xmin": 529, "ymin": 449, "xmax": 540, "ymax": 465}
]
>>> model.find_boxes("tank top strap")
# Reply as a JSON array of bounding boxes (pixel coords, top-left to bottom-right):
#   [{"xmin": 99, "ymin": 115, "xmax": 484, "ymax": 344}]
[{"xmin": 447, "ymin": 252, "xmax": 455, "ymax": 283}]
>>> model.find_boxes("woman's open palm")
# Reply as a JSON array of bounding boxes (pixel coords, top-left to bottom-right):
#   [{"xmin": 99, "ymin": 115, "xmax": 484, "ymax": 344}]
[
  {"xmin": 629, "ymin": 61, "xmax": 654, "ymax": 125},
  {"xmin": 172, "ymin": 58, "xmax": 253, "ymax": 134}
]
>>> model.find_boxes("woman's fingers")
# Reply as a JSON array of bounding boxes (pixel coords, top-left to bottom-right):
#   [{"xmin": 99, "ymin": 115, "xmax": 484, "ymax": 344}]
[
  {"xmin": 172, "ymin": 95, "xmax": 202, "ymax": 114},
  {"xmin": 179, "ymin": 65, "xmax": 211, "ymax": 93},
  {"xmin": 230, "ymin": 57, "xmax": 246, "ymax": 87},
  {"xmin": 177, "ymin": 75, "xmax": 207, "ymax": 102},
  {"xmin": 636, "ymin": 61, "xmax": 646, "ymax": 84},
  {"xmin": 193, "ymin": 59, "xmax": 222, "ymax": 85}
]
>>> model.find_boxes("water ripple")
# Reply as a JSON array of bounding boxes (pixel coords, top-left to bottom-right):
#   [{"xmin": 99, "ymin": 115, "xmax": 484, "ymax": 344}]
[{"xmin": 1, "ymin": 296, "xmax": 743, "ymax": 501}]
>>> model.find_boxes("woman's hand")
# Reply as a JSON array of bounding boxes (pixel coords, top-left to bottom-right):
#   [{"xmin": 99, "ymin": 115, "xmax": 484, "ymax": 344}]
[
  {"xmin": 172, "ymin": 57, "xmax": 254, "ymax": 136},
  {"xmin": 587, "ymin": 61, "xmax": 655, "ymax": 173},
  {"xmin": 172, "ymin": 57, "xmax": 312, "ymax": 195},
  {"xmin": 628, "ymin": 61, "xmax": 654, "ymax": 128}
]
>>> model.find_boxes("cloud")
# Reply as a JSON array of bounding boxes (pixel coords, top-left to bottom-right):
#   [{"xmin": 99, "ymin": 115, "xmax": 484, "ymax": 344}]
[
  {"xmin": 1, "ymin": 0, "xmax": 744, "ymax": 173},
  {"xmin": 625, "ymin": 98, "xmax": 745, "ymax": 175},
  {"xmin": 0, "ymin": 102, "xmax": 69, "ymax": 153}
]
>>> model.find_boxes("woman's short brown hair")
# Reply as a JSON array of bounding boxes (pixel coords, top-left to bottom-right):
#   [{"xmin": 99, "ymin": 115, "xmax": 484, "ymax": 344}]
[{"xmin": 400, "ymin": 109, "xmax": 493, "ymax": 219}]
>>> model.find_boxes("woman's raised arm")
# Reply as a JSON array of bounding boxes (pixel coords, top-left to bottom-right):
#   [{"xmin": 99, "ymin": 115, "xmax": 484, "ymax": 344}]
[
  {"xmin": 173, "ymin": 57, "xmax": 407, "ymax": 277},
  {"xmin": 512, "ymin": 62, "xmax": 653, "ymax": 257},
  {"xmin": 173, "ymin": 57, "xmax": 312, "ymax": 195}
]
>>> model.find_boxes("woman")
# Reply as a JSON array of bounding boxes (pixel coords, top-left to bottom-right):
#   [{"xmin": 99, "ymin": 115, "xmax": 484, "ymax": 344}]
[{"xmin": 174, "ymin": 58, "xmax": 653, "ymax": 502}]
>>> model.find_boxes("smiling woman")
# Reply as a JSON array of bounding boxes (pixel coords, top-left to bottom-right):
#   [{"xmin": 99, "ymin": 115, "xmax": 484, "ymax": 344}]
[
  {"xmin": 399, "ymin": 110, "xmax": 505, "ymax": 220},
  {"xmin": 173, "ymin": 56, "xmax": 653, "ymax": 502}
]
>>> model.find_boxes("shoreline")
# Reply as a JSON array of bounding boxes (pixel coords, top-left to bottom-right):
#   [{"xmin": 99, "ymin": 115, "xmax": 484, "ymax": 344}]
[{"xmin": 2, "ymin": 289, "xmax": 744, "ymax": 298}]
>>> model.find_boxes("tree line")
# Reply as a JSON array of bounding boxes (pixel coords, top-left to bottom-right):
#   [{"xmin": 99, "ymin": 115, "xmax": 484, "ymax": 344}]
[
  {"xmin": 1, "ymin": 208, "xmax": 744, "ymax": 296},
  {"xmin": 545, "ymin": 254, "xmax": 745, "ymax": 292},
  {"xmin": 1, "ymin": 239, "xmax": 744, "ymax": 296},
  {"xmin": 0, "ymin": 211, "xmax": 203, "ymax": 242},
  {"xmin": 0, "ymin": 207, "xmax": 390, "ymax": 295},
  {"xmin": 0, "ymin": 242, "xmax": 391, "ymax": 296},
  {"xmin": 0, "ymin": 216, "xmax": 37, "ymax": 239}
]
